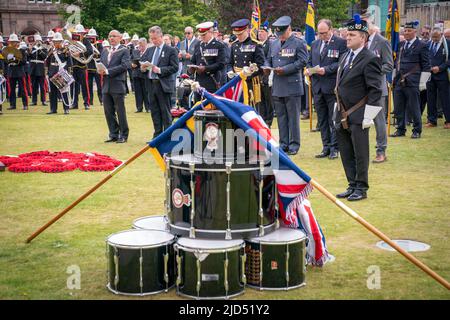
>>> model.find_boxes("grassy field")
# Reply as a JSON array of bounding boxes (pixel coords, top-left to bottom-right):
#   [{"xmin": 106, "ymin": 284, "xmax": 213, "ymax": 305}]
[{"xmin": 0, "ymin": 95, "xmax": 449, "ymax": 300}]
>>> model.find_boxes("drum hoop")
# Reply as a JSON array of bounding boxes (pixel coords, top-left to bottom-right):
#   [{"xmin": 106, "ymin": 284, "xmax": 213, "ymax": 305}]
[
  {"xmin": 106, "ymin": 229, "xmax": 175, "ymax": 249},
  {"xmin": 132, "ymin": 215, "xmax": 168, "ymax": 225},
  {"xmin": 176, "ymin": 290, "xmax": 244, "ymax": 300},
  {"xmin": 169, "ymin": 223, "xmax": 276, "ymax": 235},
  {"xmin": 246, "ymin": 237, "xmax": 306, "ymax": 246},
  {"xmin": 194, "ymin": 110, "xmax": 225, "ymax": 117},
  {"xmin": 169, "ymin": 164, "xmax": 272, "ymax": 173},
  {"xmin": 106, "ymin": 284, "xmax": 175, "ymax": 296},
  {"xmin": 174, "ymin": 242, "xmax": 244, "ymax": 254},
  {"xmin": 246, "ymin": 282, "xmax": 306, "ymax": 291}
]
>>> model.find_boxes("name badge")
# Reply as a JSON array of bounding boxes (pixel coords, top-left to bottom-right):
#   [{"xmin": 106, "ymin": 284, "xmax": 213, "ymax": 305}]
[
  {"xmin": 203, "ymin": 49, "xmax": 218, "ymax": 57},
  {"xmin": 240, "ymin": 45, "xmax": 256, "ymax": 52},
  {"xmin": 327, "ymin": 49, "xmax": 339, "ymax": 58},
  {"xmin": 280, "ymin": 48, "xmax": 295, "ymax": 57}
]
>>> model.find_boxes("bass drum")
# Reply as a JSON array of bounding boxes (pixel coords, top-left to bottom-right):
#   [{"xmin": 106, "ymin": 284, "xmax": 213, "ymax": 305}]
[
  {"xmin": 106, "ymin": 229, "xmax": 175, "ymax": 296},
  {"xmin": 245, "ymin": 227, "xmax": 306, "ymax": 290},
  {"xmin": 167, "ymin": 154, "xmax": 278, "ymax": 239},
  {"xmin": 175, "ymin": 237, "xmax": 246, "ymax": 299}
]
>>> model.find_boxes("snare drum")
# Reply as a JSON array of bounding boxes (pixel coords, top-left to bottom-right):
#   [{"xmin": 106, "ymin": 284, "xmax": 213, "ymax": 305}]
[
  {"xmin": 49, "ymin": 68, "xmax": 75, "ymax": 93},
  {"xmin": 167, "ymin": 154, "xmax": 278, "ymax": 239},
  {"xmin": 106, "ymin": 229, "xmax": 175, "ymax": 296},
  {"xmin": 194, "ymin": 109, "xmax": 255, "ymax": 162},
  {"xmin": 175, "ymin": 237, "xmax": 246, "ymax": 299},
  {"xmin": 132, "ymin": 215, "xmax": 169, "ymax": 232},
  {"xmin": 245, "ymin": 227, "xmax": 306, "ymax": 290}
]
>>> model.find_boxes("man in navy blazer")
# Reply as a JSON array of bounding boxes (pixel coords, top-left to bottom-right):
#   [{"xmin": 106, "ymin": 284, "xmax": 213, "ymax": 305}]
[
  {"xmin": 306, "ymin": 19, "xmax": 348, "ymax": 160},
  {"xmin": 426, "ymin": 27, "xmax": 450, "ymax": 129},
  {"xmin": 141, "ymin": 26, "xmax": 179, "ymax": 138},
  {"xmin": 99, "ymin": 30, "xmax": 131, "ymax": 143}
]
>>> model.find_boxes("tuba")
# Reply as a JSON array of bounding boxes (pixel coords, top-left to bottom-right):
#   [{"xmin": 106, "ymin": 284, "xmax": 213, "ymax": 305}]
[{"xmin": 62, "ymin": 24, "xmax": 94, "ymax": 64}]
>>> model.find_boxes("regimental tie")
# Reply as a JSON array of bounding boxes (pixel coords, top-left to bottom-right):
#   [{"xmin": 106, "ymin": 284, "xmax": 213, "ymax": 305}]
[
  {"xmin": 320, "ymin": 40, "xmax": 329, "ymax": 58},
  {"xmin": 342, "ymin": 51, "xmax": 354, "ymax": 77}
]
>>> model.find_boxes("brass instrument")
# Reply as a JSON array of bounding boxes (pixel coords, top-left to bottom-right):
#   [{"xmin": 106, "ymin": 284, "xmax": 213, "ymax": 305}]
[
  {"xmin": 2, "ymin": 46, "xmax": 23, "ymax": 65},
  {"xmin": 62, "ymin": 24, "xmax": 94, "ymax": 64}
]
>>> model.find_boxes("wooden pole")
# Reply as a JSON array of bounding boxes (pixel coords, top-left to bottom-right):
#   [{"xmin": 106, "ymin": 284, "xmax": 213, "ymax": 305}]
[
  {"xmin": 310, "ymin": 179, "xmax": 450, "ymax": 290},
  {"xmin": 387, "ymin": 85, "xmax": 392, "ymax": 136},
  {"xmin": 26, "ymin": 145, "xmax": 151, "ymax": 244},
  {"xmin": 308, "ymin": 76, "xmax": 313, "ymax": 132}
]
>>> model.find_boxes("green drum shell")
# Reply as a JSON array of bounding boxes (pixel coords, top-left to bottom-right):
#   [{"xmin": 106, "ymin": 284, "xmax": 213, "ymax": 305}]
[
  {"xmin": 106, "ymin": 232, "xmax": 175, "ymax": 296},
  {"xmin": 245, "ymin": 235, "xmax": 306, "ymax": 290},
  {"xmin": 175, "ymin": 242, "xmax": 245, "ymax": 299}
]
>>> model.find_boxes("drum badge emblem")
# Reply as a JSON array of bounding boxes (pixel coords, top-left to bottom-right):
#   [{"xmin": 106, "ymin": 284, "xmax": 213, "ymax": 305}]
[
  {"xmin": 204, "ymin": 122, "xmax": 220, "ymax": 151},
  {"xmin": 271, "ymin": 261, "xmax": 278, "ymax": 270},
  {"xmin": 172, "ymin": 188, "xmax": 191, "ymax": 208}
]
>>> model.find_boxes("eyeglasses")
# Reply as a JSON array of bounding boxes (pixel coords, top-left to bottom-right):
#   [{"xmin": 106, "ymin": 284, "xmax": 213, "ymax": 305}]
[{"xmin": 185, "ymin": 32, "xmax": 192, "ymax": 34}]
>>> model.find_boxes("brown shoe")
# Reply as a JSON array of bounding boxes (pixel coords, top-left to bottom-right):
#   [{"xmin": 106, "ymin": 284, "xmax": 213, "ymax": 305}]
[
  {"xmin": 425, "ymin": 122, "xmax": 437, "ymax": 128},
  {"xmin": 372, "ymin": 154, "xmax": 387, "ymax": 164},
  {"xmin": 444, "ymin": 123, "xmax": 450, "ymax": 129}
]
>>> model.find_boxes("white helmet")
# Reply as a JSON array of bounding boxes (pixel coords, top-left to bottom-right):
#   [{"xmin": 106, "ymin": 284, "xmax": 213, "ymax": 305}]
[
  {"xmin": 122, "ymin": 32, "xmax": 130, "ymax": 40},
  {"xmin": 53, "ymin": 32, "xmax": 63, "ymax": 42},
  {"xmin": 47, "ymin": 30, "xmax": 55, "ymax": 38},
  {"xmin": 102, "ymin": 40, "xmax": 110, "ymax": 47},
  {"xmin": 20, "ymin": 41, "xmax": 27, "ymax": 49},
  {"xmin": 74, "ymin": 24, "xmax": 86, "ymax": 34},
  {"xmin": 0, "ymin": 36, "xmax": 3, "ymax": 43},
  {"xmin": 8, "ymin": 33, "xmax": 19, "ymax": 42},
  {"xmin": 34, "ymin": 34, "xmax": 43, "ymax": 42},
  {"xmin": 131, "ymin": 34, "xmax": 139, "ymax": 41},
  {"xmin": 87, "ymin": 28, "xmax": 97, "ymax": 37}
]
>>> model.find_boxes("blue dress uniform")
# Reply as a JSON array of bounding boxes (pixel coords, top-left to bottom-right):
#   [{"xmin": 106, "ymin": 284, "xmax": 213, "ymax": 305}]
[
  {"xmin": 46, "ymin": 47, "xmax": 73, "ymax": 114},
  {"xmin": 426, "ymin": 38, "xmax": 450, "ymax": 126},
  {"xmin": 229, "ymin": 19, "xmax": 266, "ymax": 108},
  {"xmin": 29, "ymin": 44, "xmax": 48, "ymax": 105},
  {"xmin": 189, "ymin": 22, "xmax": 226, "ymax": 96},
  {"xmin": 265, "ymin": 16, "xmax": 308, "ymax": 155},
  {"xmin": 392, "ymin": 21, "xmax": 430, "ymax": 138},
  {"xmin": 308, "ymin": 34, "xmax": 348, "ymax": 158},
  {"xmin": 5, "ymin": 42, "xmax": 29, "ymax": 110},
  {"xmin": 87, "ymin": 40, "xmax": 103, "ymax": 106},
  {"xmin": 71, "ymin": 36, "xmax": 94, "ymax": 110}
]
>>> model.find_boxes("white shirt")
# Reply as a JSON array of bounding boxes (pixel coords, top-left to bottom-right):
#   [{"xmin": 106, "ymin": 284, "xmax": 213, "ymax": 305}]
[
  {"xmin": 405, "ymin": 37, "xmax": 417, "ymax": 50},
  {"xmin": 367, "ymin": 33, "xmax": 376, "ymax": 50},
  {"xmin": 345, "ymin": 45, "xmax": 364, "ymax": 67}
]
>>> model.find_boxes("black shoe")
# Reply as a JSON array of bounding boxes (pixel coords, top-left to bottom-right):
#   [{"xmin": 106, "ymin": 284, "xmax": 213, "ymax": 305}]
[
  {"xmin": 23, "ymin": 106, "xmax": 28, "ymax": 110},
  {"xmin": 70, "ymin": 106, "xmax": 78, "ymax": 110},
  {"xmin": 64, "ymin": 110, "xmax": 69, "ymax": 115},
  {"xmin": 411, "ymin": 132, "xmax": 421, "ymax": 139},
  {"xmin": 42, "ymin": 102, "xmax": 48, "ymax": 106},
  {"xmin": 30, "ymin": 102, "xmax": 37, "ymax": 106},
  {"xmin": 336, "ymin": 188, "xmax": 354, "ymax": 199},
  {"xmin": 315, "ymin": 150, "xmax": 330, "ymax": 158},
  {"xmin": 84, "ymin": 105, "xmax": 90, "ymax": 110},
  {"xmin": 116, "ymin": 137, "xmax": 127, "ymax": 143},
  {"xmin": 390, "ymin": 130, "xmax": 405, "ymax": 137},
  {"xmin": 311, "ymin": 127, "xmax": 320, "ymax": 132},
  {"xmin": 7, "ymin": 106, "xmax": 16, "ymax": 110},
  {"xmin": 348, "ymin": 190, "xmax": 367, "ymax": 201},
  {"xmin": 328, "ymin": 150, "xmax": 339, "ymax": 160},
  {"xmin": 46, "ymin": 111, "xmax": 57, "ymax": 114},
  {"xmin": 281, "ymin": 146, "xmax": 289, "ymax": 153},
  {"xmin": 135, "ymin": 110, "xmax": 143, "ymax": 113},
  {"xmin": 287, "ymin": 150, "xmax": 298, "ymax": 156},
  {"xmin": 104, "ymin": 138, "xmax": 118, "ymax": 143}
]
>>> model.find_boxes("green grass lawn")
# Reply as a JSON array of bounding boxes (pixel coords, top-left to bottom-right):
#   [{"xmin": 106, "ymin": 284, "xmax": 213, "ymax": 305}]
[{"xmin": 0, "ymin": 96, "xmax": 449, "ymax": 300}]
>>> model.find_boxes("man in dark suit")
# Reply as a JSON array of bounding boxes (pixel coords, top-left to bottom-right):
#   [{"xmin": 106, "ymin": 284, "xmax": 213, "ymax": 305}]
[
  {"xmin": 141, "ymin": 26, "xmax": 179, "ymax": 138},
  {"xmin": 306, "ymin": 19, "xmax": 348, "ymax": 160},
  {"xmin": 264, "ymin": 16, "xmax": 308, "ymax": 156},
  {"xmin": 131, "ymin": 38, "xmax": 150, "ymax": 113},
  {"xmin": 179, "ymin": 26, "xmax": 199, "ymax": 75},
  {"xmin": 334, "ymin": 16, "xmax": 383, "ymax": 201},
  {"xmin": 363, "ymin": 14, "xmax": 394, "ymax": 163},
  {"xmin": 189, "ymin": 21, "xmax": 226, "ymax": 99},
  {"xmin": 391, "ymin": 21, "xmax": 430, "ymax": 139},
  {"xmin": 98, "ymin": 30, "xmax": 131, "ymax": 143},
  {"xmin": 426, "ymin": 28, "xmax": 450, "ymax": 129}
]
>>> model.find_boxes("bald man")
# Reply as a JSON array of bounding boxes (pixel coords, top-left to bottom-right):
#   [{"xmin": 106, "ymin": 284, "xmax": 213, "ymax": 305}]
[{"xmin": 99, "ymin": 30, "xmax": 131, "ymax": 143}]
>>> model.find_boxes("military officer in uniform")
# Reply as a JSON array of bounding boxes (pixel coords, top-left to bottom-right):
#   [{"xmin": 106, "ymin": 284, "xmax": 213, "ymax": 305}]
[
  {"xmin": 29, "ymin": 34, "xmax": 48, "ymax": 106},
  {"xmin": 86, "ymin": 28, "xmax": 103, "ymax": 106},
  {"xmin": 189, "ymin": 21, "xmax": 226, "ymax": 100},
  {"xmin": 5, "ymin": 34, "xmax": 29, "ymax": 110},
  {"xmin": 46, "ymin": 32, "xmax": 72, "ymax": 114},
  {"xmin": 69, "ymin": 24, "xmax": 94, "ymax": 110},
  {"xmin": 334, "ymin": 15, "xmax": 383, "ymax": 201},
  {"xmin": 258, "ymin": 22, "xmax": 274, "ymax": 127},
  {"xmin": 306, "ymin": 19, "xmax": 348, "ymax": 160},
  {"xmin": 264, "ymin": 16, "xmax": 308, "ymax": 155},
  {"xmin": 391, "ymin": 21, "xmax": 430, "ymax": 139},
  {"xmin": 229, "ymin": 19, "xmax": 265, "ymax": 108}
]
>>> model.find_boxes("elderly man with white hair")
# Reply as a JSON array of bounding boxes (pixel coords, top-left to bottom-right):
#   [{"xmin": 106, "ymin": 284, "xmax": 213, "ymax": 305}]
[{"xmin": 179, "ymin": 26, "xmax": 199, "ymax": 74}]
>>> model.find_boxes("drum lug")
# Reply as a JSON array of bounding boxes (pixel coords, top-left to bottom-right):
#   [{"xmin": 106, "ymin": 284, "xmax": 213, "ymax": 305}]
[
  {"xmin": 226, "ymin": 162, "xmax": 232, "ymax": 239},
  {"xmin": 259, "ymin": 245, "xmax": 263, "ymax": 289},
  {"xmin": 164, "ymin": 158, "xmax": 171, "ymax": 216},
  {"xmin": 225, "ymin": 229, "xmax": 232, "ymax": 240},
  {"xmin": 113, "ymin": 248, "xmax": 119, "ymax": 289},
  {"xmin": 258, "ymin": 160, "xmax": 264, "ymax": 230},
  {"xmin": 196, "ymin": 258, "xmax": 201, "ymax": 297},
  {"xmin": 241, "ymin": 252, "xmax": 247, "ymax": 286},
  {"xmin": 189, "ymin": 162, "xmax": 196, "ymax": 237},
  {"xmin": 286, "ymin": 244, "xmax": 290, "ymax": 289},
  {"xmin": 189, "ymin": 227, "xmax": 196, "ymax": 238},
  {"xmin": 224, "ymin": 253, "xmax": 229, "ymax": 297},
  {"xmin": 176, "ymin": 249, "xmax": 183, "ymax": 288},
  {"xmin": 163, "ymin": 251, "xmax": 169, "ymax": 292},
  {"xmin": 258, "ymin": 225, "xmax": 264, "ymax": 237},
  {"xmin": 139, "ymin": 250, "xmax": 144, "ymax": 293}
]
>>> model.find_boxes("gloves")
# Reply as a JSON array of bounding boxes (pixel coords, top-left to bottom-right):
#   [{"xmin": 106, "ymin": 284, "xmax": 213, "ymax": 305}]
[{"xmin": 362, "ymin": 105, "xmax": 382, "ymax": 129}]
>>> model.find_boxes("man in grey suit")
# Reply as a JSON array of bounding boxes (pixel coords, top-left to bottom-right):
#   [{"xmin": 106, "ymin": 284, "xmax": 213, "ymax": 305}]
[
  {"xmin": 264, "ymin": 16, "xmax": 308, "ymax": 155},
  {"xmin": 363, "ymin": 14, "xmax": 393, "ymax": 163},
  {"xmin": 98, "ymin": 30, "xmax": 131, "ymax": 143},
  {"xmin": 179, "ymin": 26, "xmax": 199, "ymax": 74},
  {"xmin": 141, "ymin": 26, "xmax": 179, "ymax": 138},
  {"xmin": 306, "ymin": 19, "xmax": 348, "ymax": 160}
]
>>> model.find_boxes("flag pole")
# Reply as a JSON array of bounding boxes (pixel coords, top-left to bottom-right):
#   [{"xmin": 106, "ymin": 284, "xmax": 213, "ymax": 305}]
[
  {"xmin": 310, "ymin": 179, "xmax": 450, "ymax": 290},
  {"xmin": 25, "ymin": 145, "xmax": 151, "ymax": 243}
]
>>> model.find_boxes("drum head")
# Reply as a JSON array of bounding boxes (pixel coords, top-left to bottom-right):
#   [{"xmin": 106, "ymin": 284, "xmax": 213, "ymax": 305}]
[
  {"xmin": 249, "ymin": 227, "xmax": 306, "ymax": 244},
  {"xmin": 107, "ymin": 229, "xmax": 174, "ymax": 248},
  {"xmin": 133, "ymin": 215, "xmax": 168, "ymax": 231},
  {"xmin": 176, "ymin": 237, "xmax": 243, "ymax": 251}
]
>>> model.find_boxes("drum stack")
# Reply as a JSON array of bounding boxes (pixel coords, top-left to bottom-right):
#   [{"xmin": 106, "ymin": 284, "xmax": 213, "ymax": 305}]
[{"xmin": 106, "ymin": 110, "xmax": 307, "ymax": 299}]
